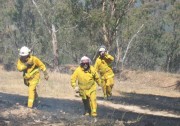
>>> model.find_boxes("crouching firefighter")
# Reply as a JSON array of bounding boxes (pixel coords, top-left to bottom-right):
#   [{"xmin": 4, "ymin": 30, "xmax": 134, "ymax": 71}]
[
  {"xmin": 16, "ymin": 46, "xmax": 49, "ymax": 108},
  {"xmin": 71, "ymin": 56, "xmax": 101, "ymax": 117}
]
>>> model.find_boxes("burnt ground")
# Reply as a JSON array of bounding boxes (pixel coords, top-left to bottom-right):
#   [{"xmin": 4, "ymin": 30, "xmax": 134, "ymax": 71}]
[{"xmin": 0, "ymin": 92, "xmax": 179, "ymax": 126}]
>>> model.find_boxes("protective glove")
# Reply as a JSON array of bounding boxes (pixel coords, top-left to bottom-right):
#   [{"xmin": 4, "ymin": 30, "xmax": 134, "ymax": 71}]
[
  {"xmin": 74, "ymin": 86, "xmax": 79, "ymax": 93},
  {"xmin": 43, "ymin": 71, "xmax": 49, "ymax": 80}
]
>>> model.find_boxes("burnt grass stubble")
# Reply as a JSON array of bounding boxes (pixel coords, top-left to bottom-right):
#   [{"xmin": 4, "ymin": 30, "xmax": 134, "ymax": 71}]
[{"xmin": 0, "ymin": 92, "xmax": 180, "ymax": 126}]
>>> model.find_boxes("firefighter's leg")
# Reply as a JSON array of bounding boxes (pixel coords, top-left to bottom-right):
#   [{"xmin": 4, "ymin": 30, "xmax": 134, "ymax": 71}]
[
  {"xmin": 24, "ymin": 79, "xmax": 29, "ymax": 86},
  {"xmin": 23, "ymin": 79, "xmax": 29, "ymax": 106},
  {"xmin": 27, "ymin": 79, "xmax": 39, "ymax": 108},
  {"xmin": 106, "ymin": 86, "xmax": 113, "ymax": 100},
  {"xmin": 87, "ymin": 97, "xmax": 91, "ymax": 114},
  {"xmin": 82, "ymin": 98, "xmax": 91, "ymax": 116},
  {"xmin": 89, "ymin": 91, "xmax": 97, "ymax": 117},
  {"xmin": 34, "ymin": 89, "xmax": 40, "ymax": 106},
  {"xmin": 106, "ymin": 78, "xmax": 114, "ymax": 100},
  {"xmin": 102, "ymin": 79, "xmax": 107, "ymax": 99},
  {"xmin": 80, "ymin": 90, "xmax": 89, "ymax": 115},
  {"xmin": 35, "ymin": 89, "xmax": 38, "ymax": 100}
]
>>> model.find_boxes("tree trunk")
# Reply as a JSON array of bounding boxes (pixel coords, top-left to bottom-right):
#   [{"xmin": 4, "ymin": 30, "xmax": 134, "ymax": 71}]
[
  {"xmin": 121, "ymin": 24, "xmax": 144, "ymax": 69},
  {"xmin": 115, "ymin": 35, "xmax": 122, "ymax": 71},
  {"xmin": 51, "ymin": 24, "xmax": 59, "ymax": 71},
  {"xmin": 32, "ymin": 0, "xmax": 60, "ymax": 71},
  {"xmin": 102, "ymin": 0, "xmax": 109, "ymax": 48}
]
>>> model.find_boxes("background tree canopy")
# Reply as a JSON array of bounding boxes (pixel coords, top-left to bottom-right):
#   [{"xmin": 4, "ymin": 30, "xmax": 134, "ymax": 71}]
[{"xmin": 0, "ymin": 0, "xmax": 179, "ymax": 73}]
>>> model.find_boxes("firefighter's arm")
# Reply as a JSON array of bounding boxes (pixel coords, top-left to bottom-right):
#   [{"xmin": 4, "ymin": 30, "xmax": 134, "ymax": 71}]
[
  {"xmin": 96, "ymin": 75, "xmax": 102, "ymax": 87},
  {"xmin": 43, "ymin": 70, "xmax": 49, "ymax": 80},
  {"xmin": 104, "ymin": 53, "xmax": 114, "ymax": 61},
  {"xmin": 92, "ymin": 68, "xmax": 102, "ymax": 87},
  {"xmin": 17, "ymin": 59, "xmax": 27, "ymax": 72},
  {"xmin": 34, "ymin": 56, "xmax": 46, "ymax": 71},
  {"xmin": 34, "ymin": 56, "xmax": 49, "ymax": 80},
  {"xmin": 71, "ymin": 69, "xmax": 78, "ymax": 89},
  {"xmin": 94, "ymin": 59, "xmax": 99, "ymax": 72}
]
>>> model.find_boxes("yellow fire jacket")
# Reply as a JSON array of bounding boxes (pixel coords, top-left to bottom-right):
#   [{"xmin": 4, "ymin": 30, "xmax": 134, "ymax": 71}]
[
  {"xmin": 94, "ymin": 53, "xmax": 114, "ymax": 79},
  {"xmin": 17, "ymin": 55, "xmax": 46, "ymax": 80},
  {"xmin": 71, "ymin": 66, "xmax": 101, "ymax": 90}
]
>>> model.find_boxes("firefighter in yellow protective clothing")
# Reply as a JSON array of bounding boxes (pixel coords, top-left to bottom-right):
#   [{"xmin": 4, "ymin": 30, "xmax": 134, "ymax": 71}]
[
  {"xmin": 17, "ymin": 46, "xmax": 49, "ymax": 108},
  {"xmin": 71, "ymin": 56, "xmax": 101, "ymax": 117},
  {"xmin": 94, "ymin": 46, "xmax": 114, "ymax": 100}
]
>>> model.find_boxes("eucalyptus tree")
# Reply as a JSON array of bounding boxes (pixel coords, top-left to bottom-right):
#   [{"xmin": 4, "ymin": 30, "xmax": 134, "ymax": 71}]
[
  {"xmin": 0, "ymin": 0, "xmax": 75, "ymax": 70},
  {"xmin": 72, "ymin": 0, "xmax": 135, "ymax": 68},
  {"xmin": 122, "ymin": 0, "xmax": 180, "ymax": 72},
  {"xmin": 0, "ymin": 0, "xmax": 22, "ymax": 70},
  {"xmin": 162, "ymin": 1, "xmax": 180, "ymax": 72},
  {"xmin": 124, "ymin": 1, "xmax": 165, "ymax": 70}
]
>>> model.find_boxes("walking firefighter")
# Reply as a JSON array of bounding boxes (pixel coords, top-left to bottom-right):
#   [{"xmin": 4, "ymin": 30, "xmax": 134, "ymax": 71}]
[
  {"xmin": 94, "ymin": 46, "xmax": 115, "ymax": 100},
  {"xmin": 16, "ymin": 46, "xmax": 49, "ymax": 108},
  {"xmin": 71, "ymin": 56, "xmax": 101, "ymax": 117}
]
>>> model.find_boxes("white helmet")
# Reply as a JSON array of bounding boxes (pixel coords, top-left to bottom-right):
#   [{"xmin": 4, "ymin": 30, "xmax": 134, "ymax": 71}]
[
  {"xmin": 80, "ymin": 56, "xmax": 91, "ymax": 64},
  {"xmin": 99, "ymin": 47, "xmax": 106, "ymax": 52},
  {"xmin": 19, "ymin": 46, "xmax": 31, "ymax": 56},
  {"xmin": 99, "ymin": 46, "xmax": 106, "ymax": 52}
]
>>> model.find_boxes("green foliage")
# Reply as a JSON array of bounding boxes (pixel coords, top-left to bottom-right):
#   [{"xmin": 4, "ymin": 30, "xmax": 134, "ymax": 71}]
[
  {"xmin": 121, "ymin": 0, "xmax": 180, "ymax": 72},
  {"xmin": 0, "ymin": 0, "xmax": 179, "ymax": 72}
]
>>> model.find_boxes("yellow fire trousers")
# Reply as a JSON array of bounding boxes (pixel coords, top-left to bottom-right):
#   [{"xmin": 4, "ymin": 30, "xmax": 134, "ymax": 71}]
[
  {"xmin": 24, "ymin": 73, "xmax": 40, "ymax": 108},
  {"xmin": 79, "ymin": 84, "xmax": 97, "ymax": 115},
  {"xmin": 102, "ymin": 77, "xmax": 114, "ymax": 97}
]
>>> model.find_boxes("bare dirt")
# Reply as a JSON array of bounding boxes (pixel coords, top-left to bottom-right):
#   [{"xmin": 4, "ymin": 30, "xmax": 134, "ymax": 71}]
[{"xmin": 0, "ymin": 68, "xmax": 180, "ymax": 126}]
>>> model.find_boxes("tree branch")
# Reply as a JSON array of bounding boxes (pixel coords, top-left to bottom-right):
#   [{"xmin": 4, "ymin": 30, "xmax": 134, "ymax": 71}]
[
  {"xmin": 32, "ymin": 0, "xmax": 51, "ymax": 34},
  {"xmin": 122, "ymin": 24, "xmax": 144, "ymax": 65}
]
